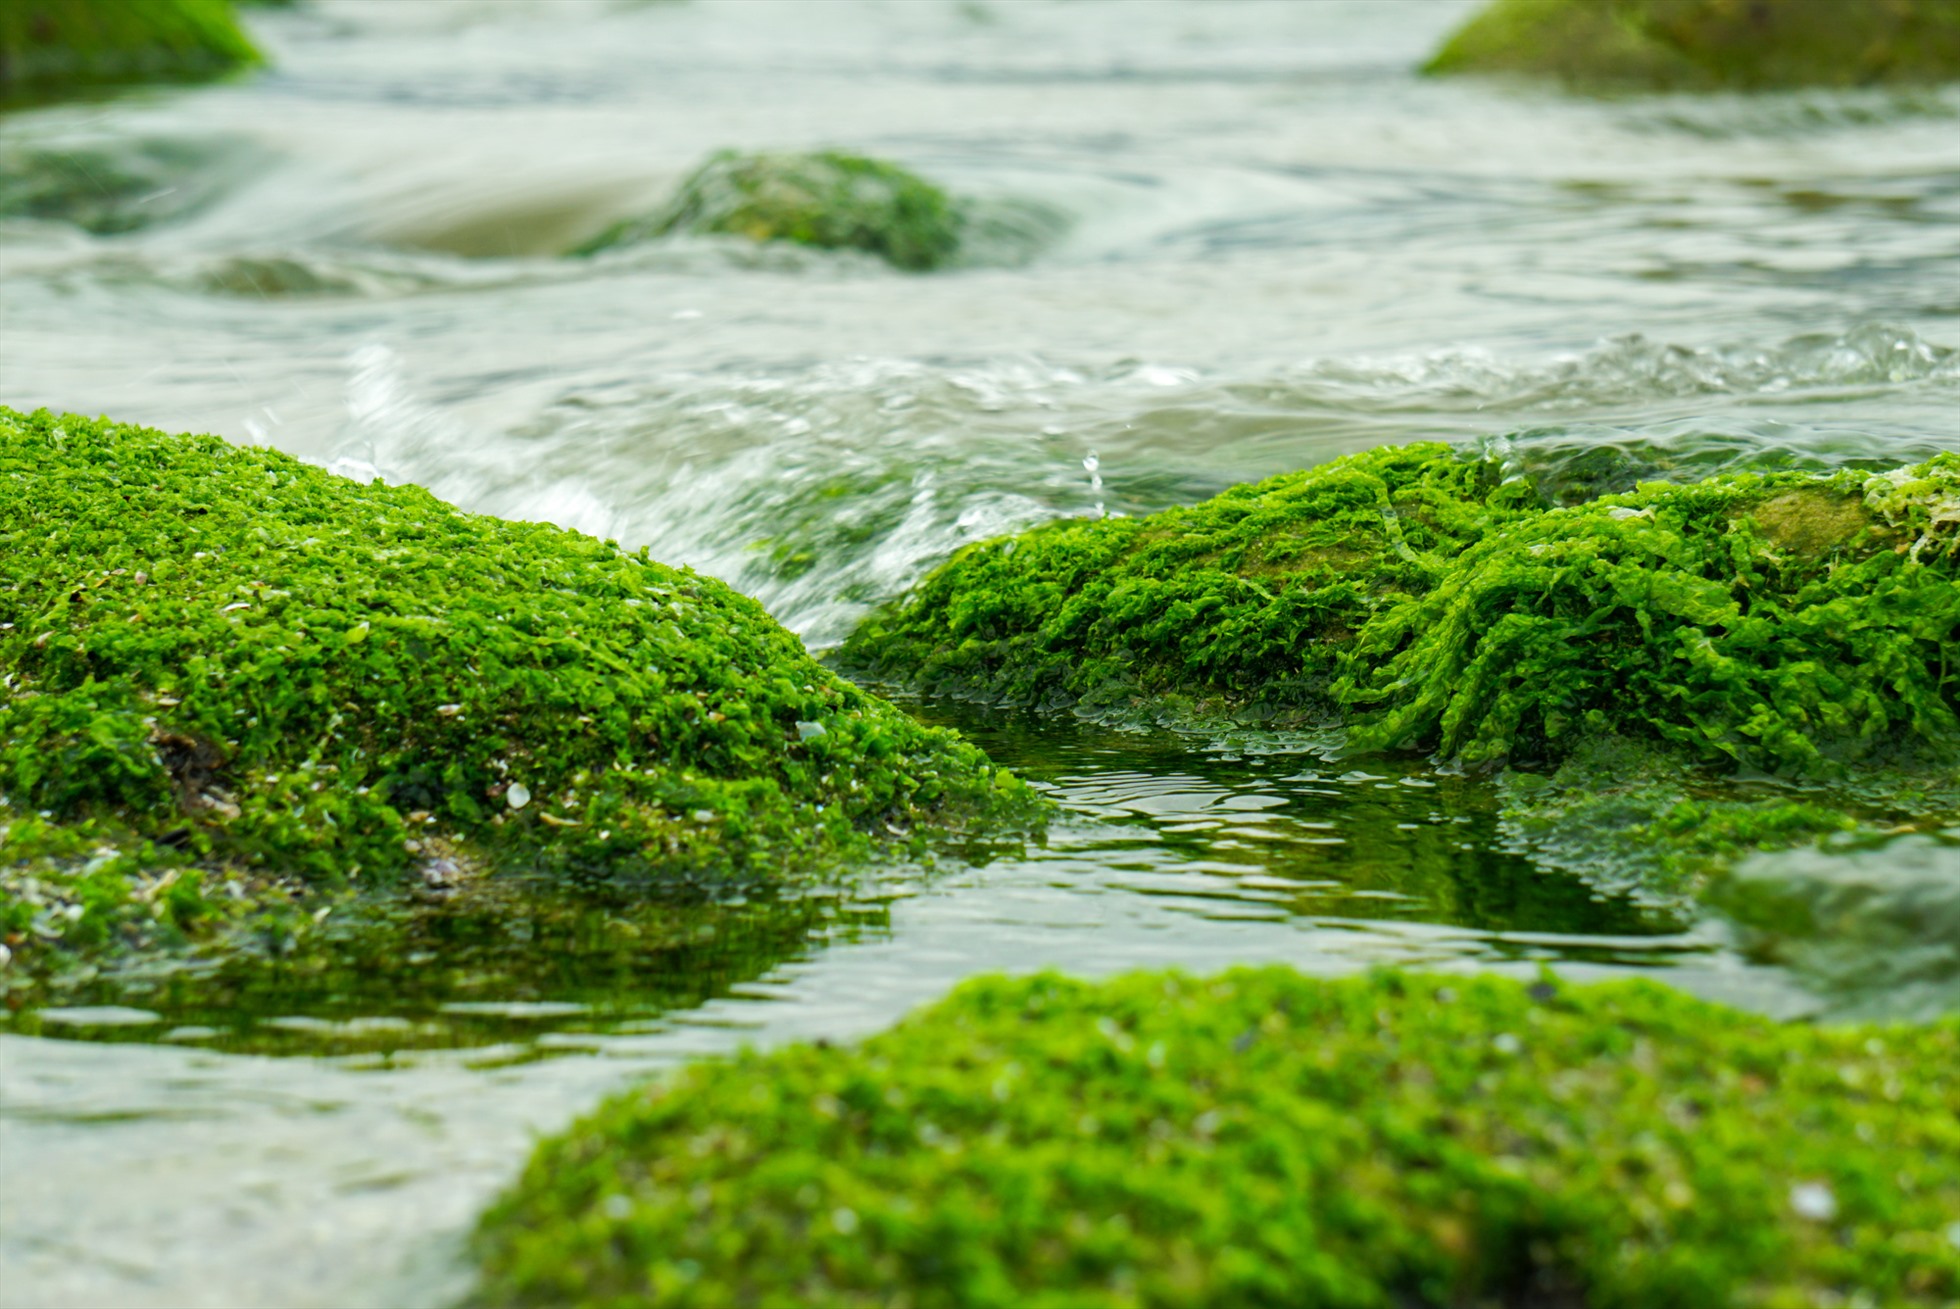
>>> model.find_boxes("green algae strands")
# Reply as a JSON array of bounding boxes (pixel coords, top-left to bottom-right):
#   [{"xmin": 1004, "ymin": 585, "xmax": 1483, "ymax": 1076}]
[
  {"xmin": 1424, "ymin": 0, "xmax": 1960, "ymax": 91},
  {"xmin": 0, "ymin": 0, "xmax": 262, "ymax": 108},
  {"xmin": 471, "ymin": 967, "xmax": 1960, "ymax": 1307},
  {"xmin": 0, "ymin": 408, "xmax": 1040, "ymax": 918},
  {"xmin": 837, "ymin": 444, "xmax": 1960, "ymax": 776},
  {"xmin": 576, "ymin": 151, "xmax": 965, "ymax": 272}
]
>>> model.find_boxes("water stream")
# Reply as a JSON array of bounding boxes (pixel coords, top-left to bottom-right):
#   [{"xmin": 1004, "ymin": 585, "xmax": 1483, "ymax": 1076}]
[{"xmin": 2, "ymin": 1, "xmax": 1958, "ymax": 1304}]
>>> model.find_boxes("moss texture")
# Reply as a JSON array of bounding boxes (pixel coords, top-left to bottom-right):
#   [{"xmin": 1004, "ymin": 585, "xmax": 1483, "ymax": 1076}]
[
  {"xmin": 0, "ymin": 407, "xmax": 1040, "ymax": 975},
  {"xmin": 472, "ymin": 967, "xmax": 1960, "ymax": 1308},
  {"xmin": 837, "ymin": 444, "xmax": 1960, "ymax": 777},
  {"xmin": 0, "ymin": 0, "xmax": 261, "ymax": 108},
  {"xmin": 1424, "ymin": 0, "xmax": 1960, "ymax": 92},
  {"xmin": 576, "ymin": 150, "xmax": 964, "ymax": 272}
]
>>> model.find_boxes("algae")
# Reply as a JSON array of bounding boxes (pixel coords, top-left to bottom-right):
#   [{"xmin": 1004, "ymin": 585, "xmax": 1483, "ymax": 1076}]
[
  {"xmin": 1425, "ymin": 0, "xmax": 1960, "ymax": 92},
  {"xmin": 0, "ymin": 407, "xmax": 1043, "ymax": 983},
  {"xmin": 575, "ymin": 151, "xmax": 964, "ymax": 272},
  {"xmin": 0, "ymin": 0, "xmax": 261, "ymax": 108},
  {"xmin": 471, "ymin": 967, "xmax": 1960, "ymax": 1308},
  {"xmin": 838, "ymin": 444, "xmax": 1960, "ymax": 778}
]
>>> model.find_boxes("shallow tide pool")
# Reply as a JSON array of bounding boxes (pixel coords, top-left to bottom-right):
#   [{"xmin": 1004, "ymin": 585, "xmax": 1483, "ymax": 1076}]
[{"xmin": 2, "ymin": 1, "xmax": 1958, "ymax": 1304}]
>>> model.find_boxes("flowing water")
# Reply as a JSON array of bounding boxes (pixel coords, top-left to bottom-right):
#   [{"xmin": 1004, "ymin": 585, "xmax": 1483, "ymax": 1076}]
[{"xmin": 3, "ymin": 1, "xmax": 1960, "ymax": 1304}]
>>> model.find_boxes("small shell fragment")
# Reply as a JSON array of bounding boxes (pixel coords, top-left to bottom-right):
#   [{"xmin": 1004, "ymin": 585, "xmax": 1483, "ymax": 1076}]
[{"xmin": 506, "ymin": 782, "xmax": 532, "ymax": 810}]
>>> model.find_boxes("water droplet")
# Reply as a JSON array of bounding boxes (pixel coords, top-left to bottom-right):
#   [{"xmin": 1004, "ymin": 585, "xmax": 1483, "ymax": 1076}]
[
  {"xmin": 506, "ymin": 782, "xmax": 531, "ymax": 810},
  {"xmin": 1789, "ymin": 1181, "xmax": 1838, "ymax": 1222}
]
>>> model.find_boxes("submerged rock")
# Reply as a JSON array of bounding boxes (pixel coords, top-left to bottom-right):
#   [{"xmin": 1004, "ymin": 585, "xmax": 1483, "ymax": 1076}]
[
  {"xmin": 0, "ymin": 407, "xmax": 1041, "ymax": 981},
  {"xmin": 1424, "ymin": 0, "xmax": 1960, "ymax": 92},
  {"xmin": 0, "ymin": 0, "xmax": 262, "ymax": 108},
  {"xmin": 471, "ymin": 967, "xmax": 1960, "ymax": 1307},
  {"xmin": 574, "ymin": 151, "xmax": 965, "ymax": 272},
  {"xmin": 1719, "ymin": 832, "xmax": 1960, "ymax": 1021},
  {"xmin": 839, "ymin": 444, "xmax": 1960, "ymax": 777}
]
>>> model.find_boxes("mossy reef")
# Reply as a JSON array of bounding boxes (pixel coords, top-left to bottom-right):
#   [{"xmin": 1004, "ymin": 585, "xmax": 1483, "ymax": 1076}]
[
  {"xmin": 0, "ymin": 407, "xmax": 1040, "ymax": 980},
  {"xmin": 837, "ymin": 443, "xmax": 1960, "ymax": 778},
  {"xmin": 0, "ymin": 0, "xmax": 261, "ymax": 108},
  {"xmin": 472, "ymin": 967, "xmax": 1960, "ymax": 1308},
  {"xmin": 1425, "ymin": 0, "xmax": 1960, "ymax": 92},
  {"xmin": 576, "ymin": 150, "xmax": 965, "ymax": 272}
]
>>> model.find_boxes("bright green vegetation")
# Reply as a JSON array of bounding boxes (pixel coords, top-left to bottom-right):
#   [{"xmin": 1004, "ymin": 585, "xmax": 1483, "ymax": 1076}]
[
  {"xmin": 575, "ymin": 151, "xmax": 964, "ymax": 272},
  {"xmin": 1424, "ymin": 0, "xmax": 1960, "ymax": 91},
  {"xmin": 838, "ymin": 444, "xmax": 1960, "ymax": 778},
  {"xmin": 472, "ymin": 967, "xmax": 1960, "ymax": 1308},
  {"xmin": 0, "ymin": 0, "xmax": 262, "ymax": 108},
  {"xmin": 0, "ymin": 407, "xmax": 1041, "ymax": 980}
]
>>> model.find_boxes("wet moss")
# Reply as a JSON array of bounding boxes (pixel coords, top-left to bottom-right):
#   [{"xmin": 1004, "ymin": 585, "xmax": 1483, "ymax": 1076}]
[
  {"xmin": 1424, "ymin": 0, "xmax": 1960, "ymax": 92},
  {"xmin": 575, "ymin": 151, "xmax": 964, "ymax": 272},
  {"xmin": 0, "ymin": 407, "xmax": 1043, "ymax": 980},
  {"xmin": 471, "ymin": 967, "xmax": 1960, "ymax": 1308},
  {"xmin": 838, "ymin": 445, "xmax": 1960, "ymax": 778},
  {"xmin": 0, "ymin": 0, "xmax": 262, "ymax": 108}
]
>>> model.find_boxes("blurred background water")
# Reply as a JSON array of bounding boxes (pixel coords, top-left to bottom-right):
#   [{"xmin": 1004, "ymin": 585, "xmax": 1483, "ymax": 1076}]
[{"xmin": 3, "ymin": 1, "xmax": 1958, "ymax": 1305}]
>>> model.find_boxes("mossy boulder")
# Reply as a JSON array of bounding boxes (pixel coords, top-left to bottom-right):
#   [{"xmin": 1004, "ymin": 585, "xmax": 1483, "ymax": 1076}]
[
  {"xmin": 0, "ymin": 0, "xmax": 261, "ymax": 108},
  {"xmin": 0, "ymin": 408, "xmax": 1041, "ymax": 974},
  {"xmin": 575, "ymin": 151, "xmax": 964, "ymax": 272},
  {"xmin": 837, "ymin": 444, "xmax": 1960, "ymax": 777},
  {"xmin": 471, "ymin": 967, "xmax": 1960, "ymax": 1308},
  {"xmin": 1424, "ymin": 0, "xmax": 1960, "ymax": 91}
]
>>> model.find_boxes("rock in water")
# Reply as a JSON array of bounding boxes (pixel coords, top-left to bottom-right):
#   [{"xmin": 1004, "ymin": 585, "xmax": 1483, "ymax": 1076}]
[
  {"xmin": 838, "ymin": 443, "xmax": 1960, "ymax": 777},
  {"xmin": 1424, "ymin": 0, "xmax": 1960, "ymax": 92},
  {"xmin": 471, "ymin": 968, "xmax": 1960, "ymax": 1307},
  {"xmin": 575, "ymin": 150, "xmax": 964, "ymax": 271},
  {"xmin": 0, "ymin": 0, "xmax": 262, "ymax": 108},
  {"xmin": 0, "ymin": 407, "xmax": 1041, "ymax": 976}
]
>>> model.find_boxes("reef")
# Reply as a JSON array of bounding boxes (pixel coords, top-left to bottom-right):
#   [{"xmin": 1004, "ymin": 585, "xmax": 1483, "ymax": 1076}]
[
  {"xmin": 837, "ymin": 444, "xmax": 1960, "ymax": 778},
  {"xmin": 1424, "ymin": 0, "xmax": 1960, "ymax": 91},
  {"xmin": 0, "ymin": 0, "xmax": 262, "ymax": 108},
  {"xmin": 0, "ymin": 407, "xmax": 1041, "ymax": 984},
  {"xmin": 471, "ymin": 966, "xmax": 1960, "ymax": 1307},
  {"xmin": 575, "ymin": 151, "xmax": 965, "ymax": 272}
]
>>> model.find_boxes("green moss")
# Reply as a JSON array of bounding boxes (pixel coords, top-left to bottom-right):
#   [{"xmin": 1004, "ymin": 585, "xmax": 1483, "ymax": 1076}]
[
  {"xmin": 0, "ymin": 0, "xmax": 262, "ymax": 108},
  {"xmin": 575, "ymin": 151, "xmax": 964, "ymax": 272},
  {"xmin": 471, "ymin": 967, "xmax": 1960, "ymax": 1308},
  {"xmin": 839, "ymin": 445, "xmax": 1960, "ymax": 777},
  {"xmin": 1425, "ymin": 0, "xmax": 1960, "ymax": 92},
  {"xmin": 0, "ymin": 407, "xmax": 1043, "ymax": 978}
]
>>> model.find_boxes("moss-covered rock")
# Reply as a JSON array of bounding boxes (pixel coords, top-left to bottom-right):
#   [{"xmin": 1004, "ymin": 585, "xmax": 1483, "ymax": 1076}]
[
  {"xmin": 837, "ymin": 444, "xmax": 1960, "ymax": 777},
  {"xmin": 0, "ymin": 0, "xmax": 262, "ymax": 108},
  {"xmin": 575, "ymin": 151, "xmax": 964, "ymax": 272},
  {"xmin": 1424, "ymin": 0, "xmax": 1960, "ymax": 92},
  {"xmin": 0, "ymin": 407, "xmax": 1041, "ymax": 978},
  {"xmin": 471, "ymin": 967, "xmax": 1960, "ymax": 1308}
]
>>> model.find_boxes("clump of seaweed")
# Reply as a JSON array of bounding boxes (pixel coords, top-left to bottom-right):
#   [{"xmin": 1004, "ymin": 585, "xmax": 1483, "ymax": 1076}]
[
  {"xmin": 0, "ymin": 407, "xmax": 1041, "ymax": 979},
  {"xmin": 840, "ymin": 444, "xmax": 1960, "ymax": 778},
  {"xmin": 1424, "ymin": 0, "xmax": 1960, "ymax": 92},
  {"xmin": 575, "ymin": 151, "xmax": 965, "ymax": 272},
  {"xmin": 471, "ymin": 967, "xmax": 1960, "ymax": 1307},
  {"xmin": 0, "ymin": 0, "xmax": 262, "ymax": 108}
]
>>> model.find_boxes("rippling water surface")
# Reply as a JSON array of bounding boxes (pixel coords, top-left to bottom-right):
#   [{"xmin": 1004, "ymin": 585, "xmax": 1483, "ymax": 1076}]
[{"xmin": 3, "ymin": 1, "xmax": 1959, "ymax": 1304}]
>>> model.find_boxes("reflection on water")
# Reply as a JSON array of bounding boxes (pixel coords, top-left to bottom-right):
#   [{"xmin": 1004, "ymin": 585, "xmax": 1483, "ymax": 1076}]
[{"xmin": 3, "ymin": 0, "xmax": 1960, "ymax": 1304}]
